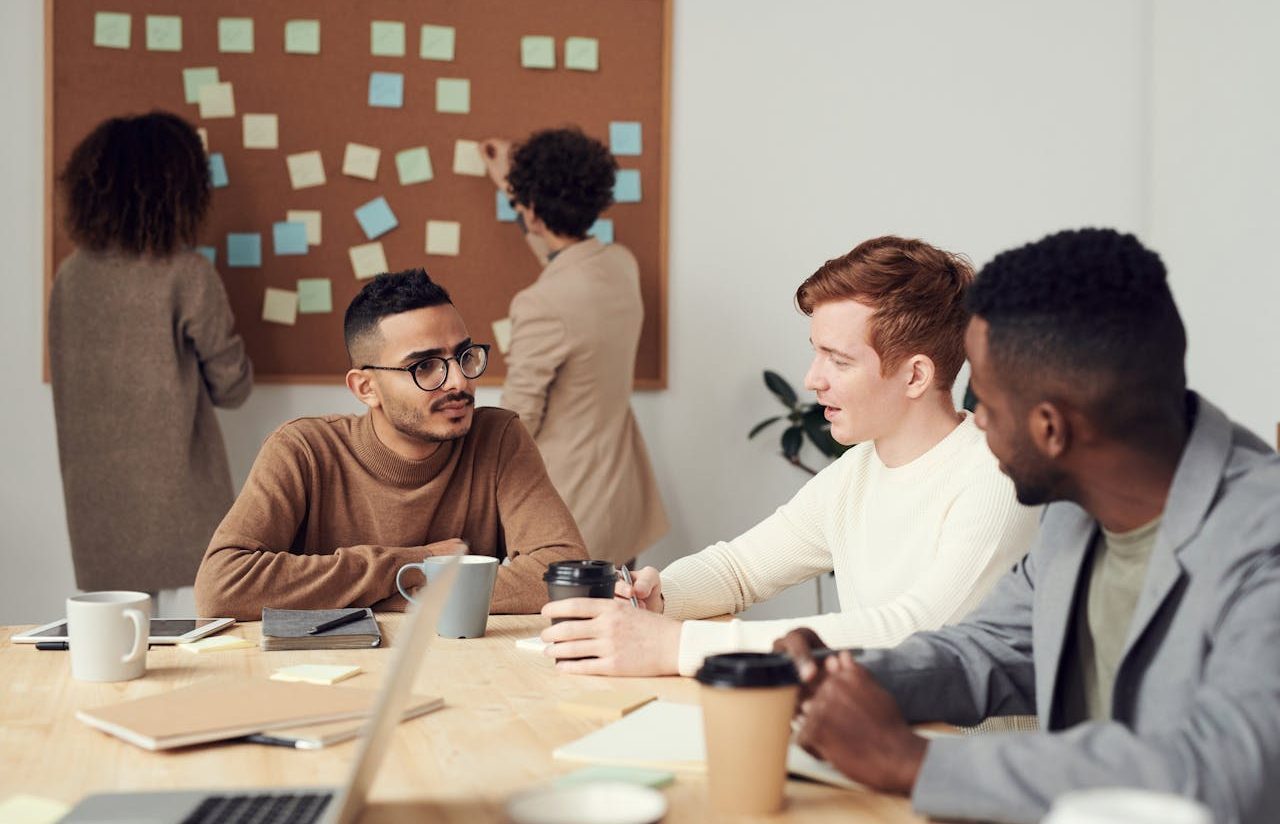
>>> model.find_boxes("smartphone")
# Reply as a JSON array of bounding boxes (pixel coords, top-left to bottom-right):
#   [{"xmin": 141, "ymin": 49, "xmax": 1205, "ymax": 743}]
[{"xmin": 11, "ymin": 617, "xmax": 235, "ymax": 645}]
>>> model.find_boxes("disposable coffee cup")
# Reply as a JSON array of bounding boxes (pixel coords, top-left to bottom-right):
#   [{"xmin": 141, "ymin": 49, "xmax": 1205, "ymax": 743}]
[
  {"xmin": 66, "ymin": 591, "xmax": 150, "ymax": 682},
  {"xmin": 1042, "ymin": 788, "xmax": 1212, "ymax": 824},
  {"xmin": 397, "ymin": 556, "xmax": 497, "ymax": 639},
  {"xmin": 543, "ymin": 560, "xmax": 617, "ymax": 624},
  {"xmin": 695, "ymin": 652, "xmax": 800, "ymax": 815}
]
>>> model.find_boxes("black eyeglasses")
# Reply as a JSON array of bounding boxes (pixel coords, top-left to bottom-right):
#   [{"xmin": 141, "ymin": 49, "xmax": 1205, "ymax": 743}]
[{"xmin": 363, "ymin": 344, "xmax": 490, "ymax": 392}]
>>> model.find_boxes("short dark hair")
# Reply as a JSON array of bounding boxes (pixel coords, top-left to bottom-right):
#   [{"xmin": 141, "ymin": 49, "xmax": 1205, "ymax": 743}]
[
  {"xmin": 507, "ymin": 127, "xmax": 616, "ymax": 238},
  {"xmin": 60, "ymin": 111, "xmax": 210, "ymax": 256},
  {"xmin": 344, "ymin": 269, "xmax": 452, "ymax": 362},
  {"xmin": 966, "ymin": 228, "xmax": 1187, "ymax": 438}
]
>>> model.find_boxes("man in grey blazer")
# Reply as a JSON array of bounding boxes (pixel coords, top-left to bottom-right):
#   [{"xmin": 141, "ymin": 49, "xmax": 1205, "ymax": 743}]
[{"xmin": 779, "ymin": 228, "xmax": 1280, "ymax": 824}]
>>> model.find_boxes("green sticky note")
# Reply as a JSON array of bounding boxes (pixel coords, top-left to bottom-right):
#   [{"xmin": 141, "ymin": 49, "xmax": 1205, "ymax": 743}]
[
  {"xmin": 371, "ymin": 21, "xmax": 406, "ymax": 57},
  {"xmin": 297, "ymin": 279, "xmax": 333, "ymax": 314},
  {"xmin": 218, "ymin": 18, "xmax": 254, "ymax": 54},
  {"xmin": 285, "ymin": 20, "xmax": 320, "ymax": 55},
  {"xmin": 94, "ymin": 12, "xmax": 131, "ymax": 49},
  {"xmin": 435, "ymin": 78, "xmax": 470, "ymax": 114},
  {"xmin": 521, "ymin": 35, "xmax": 556, "ymax": 69},
  {"xmin": 556, "ymin": 766, "xmax": 675, "ymax": 789},
  {"xmin": 146, "ymin": 15, "xmax": 181, "ymax": 52},
  {"xmin": 181, "ymin": 67, "xmax": 219, "ymax": 105},
  {"xmin": 564, "ymin": 37, "xmax": 598, "ymax": 71},
  {"xmin": 419, "ymin": 25, "xmax": 455, "ymax": 61},
  {"xmin": 396, "ymin": 147, "xmax": 433, "ymax": 185}
]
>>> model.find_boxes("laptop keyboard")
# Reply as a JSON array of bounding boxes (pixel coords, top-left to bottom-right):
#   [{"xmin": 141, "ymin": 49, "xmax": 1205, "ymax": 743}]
[{"xmin": 182, "ymin": 793, "xmax": 332, "ymax": 824}]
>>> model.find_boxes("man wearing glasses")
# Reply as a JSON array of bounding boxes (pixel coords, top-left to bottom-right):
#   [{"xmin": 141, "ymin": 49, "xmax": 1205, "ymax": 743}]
[{"xmin": 194, "ymin": 269, "xmax": 589, "ymax": 620}]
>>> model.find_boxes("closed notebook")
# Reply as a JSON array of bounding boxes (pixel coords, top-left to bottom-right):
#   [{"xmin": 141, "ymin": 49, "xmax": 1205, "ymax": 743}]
[{"xmin": 261, "ymin": 607, "xmax": 381, "ymax": 651}]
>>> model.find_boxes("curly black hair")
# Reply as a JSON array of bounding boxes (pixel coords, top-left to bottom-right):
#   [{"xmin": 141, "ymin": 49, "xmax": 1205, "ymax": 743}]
[
  {"xmin": 344, "ymin": 268, "xmax": 452, "ymax": 362},
  {"xmin": 507, "ymin": 127, "xmax": 617, "ymax": 238},
  {"xmin": 60, "ymin": 111, "xmax": 210, "ymax": 256},
  {"xmin": 966, "ymin": 228, "xmax": 1187, "ymax": 437}
]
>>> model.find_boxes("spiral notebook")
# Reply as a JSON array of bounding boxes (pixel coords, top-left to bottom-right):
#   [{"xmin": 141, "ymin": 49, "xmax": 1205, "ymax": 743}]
[{"xmin": 261, "ymin": 607, "xmax": 381, "ymax": 651}]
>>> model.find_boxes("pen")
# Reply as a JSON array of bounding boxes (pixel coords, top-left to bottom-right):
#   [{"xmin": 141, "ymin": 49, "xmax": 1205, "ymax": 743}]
[
  {"xmin": 308, "ymin": 609, "xmax": 368, "ymax": 635},
  {"xmin": 809, "ymin": 647, "xmax": 864, "ymax": 662},
  {"xmin": 36, "ymin": 641, "xmax": 70, "ymax": 651},
  {"xmin": 241, "ymin": 733, "xmax": 301, "ymax": 749},
  {"xmin": 619, "ymin": 566, "xmax": 640, "ymax": 609}
]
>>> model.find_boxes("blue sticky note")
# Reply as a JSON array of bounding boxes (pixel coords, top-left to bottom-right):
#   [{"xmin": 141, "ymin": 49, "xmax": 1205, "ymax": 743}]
[
  {"xmin": 588, "ymin": 218, "xmax": 614, "ymax": 244},
  {"xmin": 369, "ymin": 72, "xmax": 404, "ymax": 108},
  {"xmin": 208, "ymin": 153, "xmax": 228, "ymax": 188},
  {"xmin": 196, "ymin": 246, "xmax": 217, "ymax": 265},
  {"xmin": 496, "ymin": 190, "xmax": 518, "ymax": 223},
  {"xmin": 273, "ymin": 221, "xmax": 309, "ymax": 255},
  {"xmin": 227, "ymin": 233, "xmax": 261, "ymax": 267},
  {"xmin": 609, "ymin": 122, "xmax": 642, "ymax": 156},
  {"xmin": 614, "ymin": 170, "xmax": 641, "ymax": 203},
  {"xmin": 355, "ymin": 196, "xmax": 398, "ymax": 240}
]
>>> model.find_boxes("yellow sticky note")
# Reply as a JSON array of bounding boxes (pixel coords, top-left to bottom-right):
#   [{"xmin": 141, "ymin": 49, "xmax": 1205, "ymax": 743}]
[
  {"xmin": 452, "ymin": 140, "xmax": 486, "ymax": 176},
  {"xmin": 396, "ymin": 147, "xmax": 433, "ymax": 185},
  {"xmin": 521, "ymin": 35, "xmax": 556, "ymax": 69},
  {"xmin": 198, "ymin": 81, "xmax": 235, "ymax": 119},
  {"xmin": 271, "ymin": 664, "xmax": 362, "ymax": 686},
  {"xmin": 426, "ymin": 221, "xmax": 461, "ymax": 256},
  {"xmin": 564, "ymin": 37, "xmax": 599, "ymax": 71},
  {"xmin": 94, "ymin": 12, "xmax": 131, "ymax": 50},
  {"xmin": 242, "ymin": 114, "xmax": 278, "ymax": 149},
  {"xmin": 286, "ymin": 210, "xmax": 322, "ymax": 245},
  {"xmin": 182, "ymin": 67, "xmax": 219, "ymax": 105},
  {"xmin": 419, "ymin": 24, "xmax": 455, "ymax": 61},
  {"xmin": 218, "ymin": 17, "xmax": 254, "ymax": 54},
  {"xmin": 145, "ymin": 15, "xmax": 182, "ymax": 52},
  {"xmin": 286, "ymin": 151, "xmax": 326, "ymax": 189},
  {"xmin": 371, "ymin": 20, "xmax": 406, "ymax": 57},
  {"xmin": 492, "ymin": 317, "xmax": 513, "ymax": 355},
  {"xmin": 435, "ymin": 78, "xmax": 470, "ymax": 114},
  {"xmin": 177, "ymin": 635, "xmax": 254, "ymax": 653},
  {"xmin": 263, "ymin": 288, "xmax": 298, "ymax": 326},
  {"xmin": 285, "ymin": 19, "xmax": 320, "ymax": 55},
  {"xmin": 343, "ymin": 143, "xmax": 380, "ymax": 180},
  {"xmin": 0, "ymin": 794, "xmax": 70, "ymax": 824},
  {"xmin": 349, "ymin": 242, "xmax": 388, "ymax": 280}
]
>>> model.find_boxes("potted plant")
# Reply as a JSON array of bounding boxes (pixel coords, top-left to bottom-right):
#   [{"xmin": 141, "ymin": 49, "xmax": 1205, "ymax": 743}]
[{"xmin": 748, "ymin": 370, "xmax": 850, "ymax": 476}]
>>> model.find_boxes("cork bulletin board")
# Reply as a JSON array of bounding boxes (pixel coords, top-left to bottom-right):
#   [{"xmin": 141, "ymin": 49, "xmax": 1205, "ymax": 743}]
[{"xmin": 45, "ymin": 0, "xmax": 670, "ymax": 386}]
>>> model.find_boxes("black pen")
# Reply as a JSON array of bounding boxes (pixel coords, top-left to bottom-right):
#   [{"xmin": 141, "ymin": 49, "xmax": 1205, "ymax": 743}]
[
  {"xmin": 36, "ymin": 641, "xmax": 70, "ymax": 651},
  {"xmin": 241, "ymin": 733, "xmax": 301, "ymax": 749},
  {"xmin": 308, "ymin": 609, "xmax": 368, "ymax": 635},
  {"xmin": 810, "ymin": 647, "xmax": 863, "ymax": 662}
]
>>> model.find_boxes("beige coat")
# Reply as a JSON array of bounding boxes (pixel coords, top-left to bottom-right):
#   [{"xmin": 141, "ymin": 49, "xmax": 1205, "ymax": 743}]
[
  {"xmin": 49, "ymin": 250, "xmax": 252, "ymax": 591},
  {"xmin": 501, "ymin": 239, "xmax": 667, "ymax": 564}
]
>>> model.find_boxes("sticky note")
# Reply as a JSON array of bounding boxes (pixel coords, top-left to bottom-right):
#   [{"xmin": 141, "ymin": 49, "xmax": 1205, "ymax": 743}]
[
  {"xmin": 198, "ymin": 81, "xmax": 235, "ymax": 119},
  {"xmin": 614, "ymin": 169, "xmax": 641, "ymax": 203},
  {"xmin": 207, "ymin": 153, "xmax": 228, "ymax": 188},
  {"xmin": 0, "ymin": 793, "xmax": 71, "ymax": 823},
  {"xmin": 343, "ymin": 143, "xmax": 380, "ymax": 180},
  {"xmin": 425, "ymin": 220, "xmax": 461, "ymax": 256},
  {"xmin": 181, "ymin": 67, "xmax": 219, "ymax": 105},
  {"xmin": 227, "ymin": 233, "xmax": 261, "ymax": 267},
  {"xmin": 521, "ymin": 36, "xmax": 556, "ymax": 69},
  {"xmin": 436, "ymin": 78, "xmax": 470, "ymax": 114},
  {"xmin": 556, "ymin": 766, "xmax": 675, "ymax": 789},
  {"xmin": 197, "ymin": 127, "xmax": 208, "ymax": 152},
  {"xmin": 349, "ymin": 242, "xmax": 388, "ymax": 280},
  {"xmin": 369, "ymin": 72, "xmax": 404, "ymax": 108},
  {"xmin": 588, "ymin": 218, "xmax": 614, "ymax": 244},
  {"xmin": 178, "ymin": 635, "xmax": 254, "ymax": 653},
  {"xmin": 218, "ymin": 18, "xmax": 254, "ymax": 54},
  {"xmin": 371, "ymin": 20, "xmax": 406, "ymax": 56},
  {"xmin": 286, "ymin": 210, "xmax": 322, "ymax": 245},
  {"xmin": 145, "ymin": 15, "xmax": 181, "ymax": 52},
  {"xmin": 242, "ymin": 114, "xmax": 278, "ymax": 149},
  {"xmin": 559, "ymin": 690, "xmax": 657, "ymax": 720},
  {"xmin": 355, "ymin": 196, "xmax": 398, "ymax": 240},
  {"xmin": 419, "ymin": 25, "xmax": 455, "ymax": 61},
  {"xmin": 285, "ymin": 19, "xmax": 320, "ymax": 54},
  {"xmin": 271, "ymin": 663, "xmax": 361, "ymax": 685},
  {"xmin": 296, "ymin": 278, "xmax": 333, "ymax": 314},
  {"xmin": 452, "ymin": 140, "xmax": 486, "ymax": 176},
  {"xmin": 196, "ymin": 246, "xmax": 217, "ymax": 265},
  {"xmin": 286, "ymin": 151, "xmax": 326, "ymax": 189},
  {"xmin": 564, "ymin": 37, "xmax": 599, "ymax": 71},
  {"xmin": 496, "ymin": 190, "xmax": 518, "ymax": 222},
  {"xmin": 493, "ymin": 318, "xmax": 514, "ymax": 355},
  {"xmin": 262, "ymin": 288, "xmax": 299, "ymax": 326},
  {"xmin": 610, "ymin": 122, "xmax": 642, "ymax": 156},
  {"xmin": 396, "ymin": 147, "xmax": 433, "ymax": 185},
  {"xmin": 94, "ymin": 12, "xmax": 131, "ymax": 49},
  {"xmin": 273, "ymin": 221, "xmax": 309, "ymax": 255}
]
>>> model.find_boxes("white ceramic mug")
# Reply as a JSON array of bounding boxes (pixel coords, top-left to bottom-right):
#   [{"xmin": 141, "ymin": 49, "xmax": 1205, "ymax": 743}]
[{"xmin": 66, "ymin": 591, "xmax": 150, "ymax": 682}]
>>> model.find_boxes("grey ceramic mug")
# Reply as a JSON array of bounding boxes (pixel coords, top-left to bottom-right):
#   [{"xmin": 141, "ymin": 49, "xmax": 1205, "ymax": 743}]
[{"xmin": 397, "ymin": 555, "xmax": 498, "ymax": 639}]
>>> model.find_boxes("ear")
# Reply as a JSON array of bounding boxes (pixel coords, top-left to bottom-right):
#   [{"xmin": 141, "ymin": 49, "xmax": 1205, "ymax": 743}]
[
  {"xmin": 1027, "ymin": 401, "xmax": 1070, "ymax": 460},
  {"xmin": 902, "ymin": 354, "xmax": 937, "ymax": 400},
  {"xmin": 346, "ymin": 368, "xmax": 382, "ymax": 410}
]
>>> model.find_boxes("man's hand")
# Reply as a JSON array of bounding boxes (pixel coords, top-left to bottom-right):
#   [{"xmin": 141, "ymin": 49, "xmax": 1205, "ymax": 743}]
[
  {"xmin": 773, "ymin": 627, "xmax": 832, "ymax": 702},
  {"xmin": 540, "ymin": 597, "xmax": 682, "ymax": 676},
  {"xmin": 614, "ymin": 566, "xmax": 664, "ymax": 612},
  {"xmin": 796, "ymin": 656, "xmax": 927, "ymax": 795},
  {"xmin": 479, "ymin": 138, "xmax": 513, "ymax": 189}
]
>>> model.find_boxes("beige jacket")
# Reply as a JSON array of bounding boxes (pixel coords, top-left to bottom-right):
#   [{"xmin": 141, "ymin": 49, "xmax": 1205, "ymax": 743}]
[{"xmin": 501, "ymin": 239, "xmax": 667, "ymax": 564}]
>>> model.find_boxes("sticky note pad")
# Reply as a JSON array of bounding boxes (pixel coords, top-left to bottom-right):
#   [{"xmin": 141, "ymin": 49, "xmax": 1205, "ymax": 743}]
[
  {"xmin": 496, "ymin": 190, "xmax": 518, "ymax": 222},
  {"xmin": 0, "ymin": 793, "xmax": 71, "ymax": 823},
  {"xmin": 273, "ymin": 221, "xmax": 309, "ymax": 255},
  {"xmin": 178, "ymin": 635, "xmax": 254, "ymax": 653},
  {"xmin": 493, "ymin": 318, "xmax": 514, "ymax": 355},
  {"xmin": 207, "ymin": 153, "xmax": 228, "ymax": 188},
  {"xmin": 369, "ymin": 72, "xmax": 404, "ymax": 108},
  {"xmin": 242, "ymin": 114, "xmax": 278, "ymax": 149},
  {"xmin": 271, "ymin": 664, "xmax": 361, "ymax": 685},
  {"xmin": 610, "ymin": 122, "xmax": 642, "ymax": 156},
  {"xmin": 262, "ymin": 288, "xmax": 299, "ymax": 326},
  {"xmin": 218, "ymin": 18, "xmax": 254, "ymax": 53},
  {"xmin": 296, "ymin": 278, "xmax": 333, "ymax": 314},
  {"xmin": 343, "ymin": 143, "xmax": 380, "ymax": 180},
  {"xmin": 349, "ymin": 242, "xmax": 388, "ymax": 280},
  {"xmin": 286, "ymin": 210, "xmax": 322, "ymax": 245},
  {"xmin": 286, "ymin": 151, "xmax": 326, "ymax": 189},
  {"xmin": 614, "ymin": 169, "xmax": 642, "ymax": 203},
  {"xmin": 196, "ymin": 246, "xmax": 217, "ymax": 265},
  {"xmin": 370, "ymin": 21, "xmax": 406, "ymax": 57},
  {"xmin": 521, "ymin": 36, "xmax": 556, "ymax": 69},
  {"xmin": 285, "ymin": 19, "xmax": 320, "ymax": 54},
  {"xmin": 452, "ymin": 140, "xmax": 486, "ymax": 176},
  {"xmin": 556, "ymin": 766, "xmax": 675, "ymax": 789},
  {"xmin": 558, "ymin": 691, "xmax": 657, "ymax": 720},
  {"xmin": 436, "ymin": 78, "xmax": 470, "ymax": 114},
  {"xmin": 425, "ymin": 220, "xmax": 461, "ymax": 256},
  {"xmin": 564, "ymin": 37, "xmax": 599, "ymax": 71},
  {"xmin": 588, "ymin": 218, "xmax": 614, "ymax": 244},
  {"xmin": 396, "ymin": 147, "xmax": 433, "ymax": 185},
  {"xmin": 198, "ymin": 81, "xmax": 235, "ymax": 119},
  {"xmin": 355, "ymin": 196, "xmax": 398, "ymax": 240},
  {"xmin": 145, "ymin": 15, "xmax": 181, "ymax": 52},
  {"xmin": 182, "ymin": 67, "xmax": 219, "ymax": 105},
  {"xmin": 94, "ymin": 12, "xmax": 131, "ymax": 49},
  {"xmin": 227, "ymin": 233, "xmax": 261, "ymax": 267},
  {"xmin": 419, "ymin": 24, "xmax": 455, "ymax": 61}
]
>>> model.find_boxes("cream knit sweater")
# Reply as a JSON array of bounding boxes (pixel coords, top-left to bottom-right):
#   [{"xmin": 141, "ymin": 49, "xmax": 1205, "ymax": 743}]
[{"xmin": 662, "ymin": 414, "xmax": 1040, "ymax": 676}]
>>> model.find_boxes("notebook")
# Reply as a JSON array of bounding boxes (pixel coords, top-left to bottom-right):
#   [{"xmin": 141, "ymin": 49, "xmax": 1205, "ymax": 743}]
[{"xmin": 261, "ymin": 608, "xmax": 381, "ymax": 651}]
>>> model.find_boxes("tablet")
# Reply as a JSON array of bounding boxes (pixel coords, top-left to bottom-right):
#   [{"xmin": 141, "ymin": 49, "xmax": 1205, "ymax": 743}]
[{"xmin": 11, "ymin": 617, "xmax": 235, "ymax": 645}]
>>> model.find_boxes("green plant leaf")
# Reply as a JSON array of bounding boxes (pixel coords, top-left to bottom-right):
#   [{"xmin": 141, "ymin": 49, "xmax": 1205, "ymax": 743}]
[
  {"xmin": 748, "ymin": 415, "xmax": 783, "ymax": 439},
  {"xmin": 802, "ymin": 405, "xmax": 847, "ymax": 458},
  {"xmin": 781, "ymin": 425, "xmax": 803, "ymax": 459},
  {"xmin": 763, "ymin": 370, "xmax": 798, "ymax": 408}
]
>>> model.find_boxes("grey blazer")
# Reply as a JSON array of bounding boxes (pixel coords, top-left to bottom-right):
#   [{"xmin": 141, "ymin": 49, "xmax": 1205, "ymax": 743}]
[{"xmin": 858, "ymin": 394, "xmax": 1280, "ymax": 824}]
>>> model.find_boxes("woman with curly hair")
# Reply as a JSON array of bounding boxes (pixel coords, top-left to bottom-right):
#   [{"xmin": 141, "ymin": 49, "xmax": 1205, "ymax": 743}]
[
  {"xmin": 481, "ymin": 128, "xmax": 666, "ymax": 566},
  {"xmin": 49, "ymin": 111, "xmax": 252, "ymax": 609}
]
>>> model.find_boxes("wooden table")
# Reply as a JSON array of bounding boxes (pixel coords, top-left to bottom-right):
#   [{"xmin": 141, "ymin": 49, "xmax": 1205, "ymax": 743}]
[{"xmin": 0, "ymin": 615, "xmax": 926, "ymax": 823}]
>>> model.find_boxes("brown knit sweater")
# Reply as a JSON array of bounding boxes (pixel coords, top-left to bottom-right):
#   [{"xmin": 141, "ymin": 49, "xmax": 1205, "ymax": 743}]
[{"xmin": 193, "ymin": 407, "xmax": 588, "ymax": 620}]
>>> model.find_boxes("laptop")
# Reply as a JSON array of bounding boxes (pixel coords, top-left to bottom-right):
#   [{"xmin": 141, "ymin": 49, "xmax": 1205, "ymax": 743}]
[{"xmin": 60, "ymin": 557, "xmax": 461, "ymax": 824}]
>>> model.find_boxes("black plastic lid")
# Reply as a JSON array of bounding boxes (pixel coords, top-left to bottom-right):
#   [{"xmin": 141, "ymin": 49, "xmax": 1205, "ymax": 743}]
[
  {"xmin": 543, "ymin": 559, "xmax": 617, "ymax": 584},
  {"xmin": 695, "ymin": 652, "xmax": 800, "ymax": 688}
]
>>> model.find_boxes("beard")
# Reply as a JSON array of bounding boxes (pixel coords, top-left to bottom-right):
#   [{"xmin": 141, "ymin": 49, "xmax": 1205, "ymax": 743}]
[
  {"xmin": 382, "ymin": 391, "xmax": 475, "ymax": 444},
  {"xmin": 1002, "ymin": 436, "xmax": 1067, "ymax": 507}
]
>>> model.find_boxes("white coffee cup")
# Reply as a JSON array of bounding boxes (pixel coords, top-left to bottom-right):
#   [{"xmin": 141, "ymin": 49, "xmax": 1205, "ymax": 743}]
[
  {"xmin": 66, "ymin": 591, "xmax": 150, "ymax": 682},
  {"xmin": 1042, "ymin": 788, "xmax": 1212, "ymax": 824}
]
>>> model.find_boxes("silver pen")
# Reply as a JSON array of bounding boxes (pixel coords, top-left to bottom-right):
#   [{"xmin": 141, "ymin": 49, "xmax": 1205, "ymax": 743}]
[{"xmin": 619, "ymin": 566, "xmax": 640, "ymax": 608}]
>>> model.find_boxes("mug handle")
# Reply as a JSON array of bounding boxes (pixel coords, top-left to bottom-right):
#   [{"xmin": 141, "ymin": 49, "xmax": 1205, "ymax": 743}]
[
  {"xmin": 396, "ymin": 563, "xmax": 423, "ymax": 604},
  {"xmin": 120, "ymin": 608, "xmax": 147, "ymax": 665}
]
